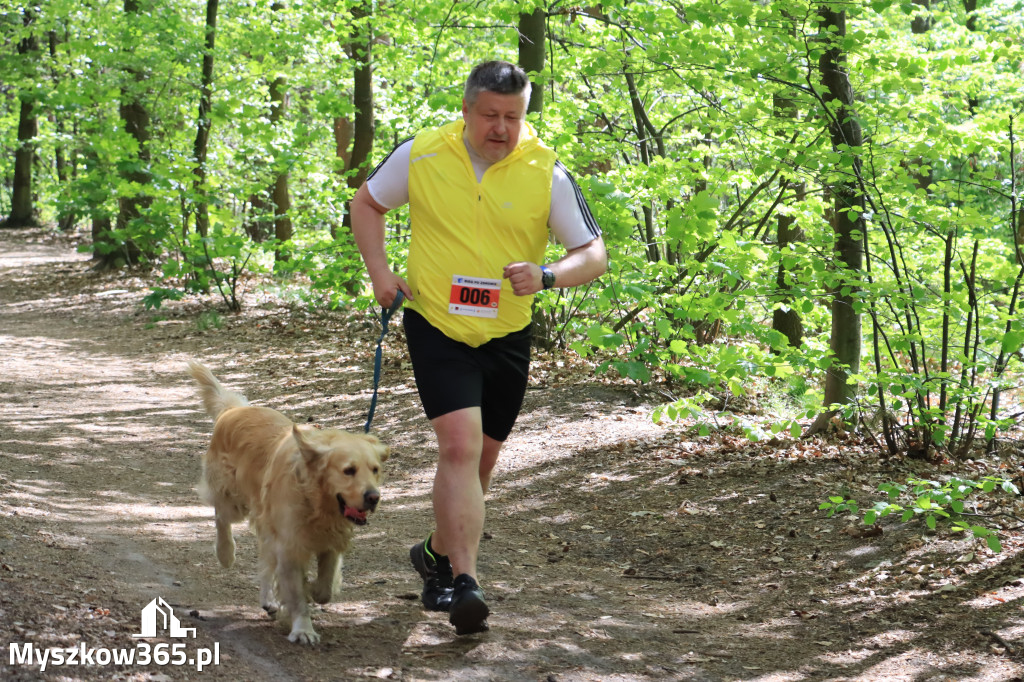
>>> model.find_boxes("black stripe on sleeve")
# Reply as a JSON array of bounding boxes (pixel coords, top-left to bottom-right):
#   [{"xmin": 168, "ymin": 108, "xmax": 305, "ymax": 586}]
[
  {"xmin": 366, "ymin": 136, "xmax": 415, "ymax": 182},
  {"xmin": 555, "ymin": 160, "xmax": 602, "ymax": 238}
]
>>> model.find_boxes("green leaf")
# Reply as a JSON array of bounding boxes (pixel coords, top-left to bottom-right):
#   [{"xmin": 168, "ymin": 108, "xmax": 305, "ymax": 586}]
[
  {"xmin": 987, "ymin": 535, "xmax": 1002, "ymax": 553},
  {"xmin": 1000, "ymin": 328, "xmax": 1024, "ymax": 354}
]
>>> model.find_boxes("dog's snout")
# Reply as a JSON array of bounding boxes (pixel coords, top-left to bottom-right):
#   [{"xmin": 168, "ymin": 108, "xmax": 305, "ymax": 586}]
[{"xmin": 364, "ymin": 489, "xmax": 380, "ymax": 511}]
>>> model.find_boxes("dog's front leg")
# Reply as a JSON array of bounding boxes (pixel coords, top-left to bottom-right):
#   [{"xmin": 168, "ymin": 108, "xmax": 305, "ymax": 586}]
[
  {"xmin": 277, "ymin": 555, "xmax": 318, "ymax": 645},
  {"xmin": 311, "ymin": 551, "xmax": 341, "ymax": 604}
]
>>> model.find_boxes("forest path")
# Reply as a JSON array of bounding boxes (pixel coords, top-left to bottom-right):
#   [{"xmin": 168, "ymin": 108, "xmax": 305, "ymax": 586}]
[{"xmin": 1, "ymin": 228, "xmax": 1022, "ymax": 681}]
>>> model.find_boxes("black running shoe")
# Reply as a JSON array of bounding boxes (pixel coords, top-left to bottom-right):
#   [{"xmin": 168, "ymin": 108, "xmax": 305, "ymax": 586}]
[
  {"xmin": 410, "ymin": 536, "xmax": 453, "ymax": 612},
  {"xmin": 449, "ymin": 574, "xmax": 489, "ymax": 635}
]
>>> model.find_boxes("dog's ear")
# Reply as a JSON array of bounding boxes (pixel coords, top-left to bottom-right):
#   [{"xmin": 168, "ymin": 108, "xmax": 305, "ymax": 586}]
[
  {"xmin": 292, "ymin": 425, "xmax": 325, "ymax": 464},
  {"xmin": 360, "ymin": 433, "xmax": 390, "ymax": 462}
]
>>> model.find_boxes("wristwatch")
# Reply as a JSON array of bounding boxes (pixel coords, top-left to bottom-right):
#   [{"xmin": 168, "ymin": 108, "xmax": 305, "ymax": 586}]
[{"xmin": 540, "ymin": 265, "xmax": 556, "ymax": 290}]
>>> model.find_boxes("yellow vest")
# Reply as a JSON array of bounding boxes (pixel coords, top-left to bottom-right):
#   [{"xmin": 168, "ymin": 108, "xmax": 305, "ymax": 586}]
[{"xmin": 406, "ymin": 119, "xmax": 555, "ymax": 347}]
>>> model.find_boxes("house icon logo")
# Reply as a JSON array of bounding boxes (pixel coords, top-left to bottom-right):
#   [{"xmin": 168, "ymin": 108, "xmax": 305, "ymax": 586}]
[{"xmin": 132, "ymin": 597, "xmax": 197, "ymax": 638}]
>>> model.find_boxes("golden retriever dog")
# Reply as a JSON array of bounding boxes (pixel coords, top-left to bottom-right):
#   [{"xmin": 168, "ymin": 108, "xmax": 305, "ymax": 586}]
[{"xmin": 187, "ymin": 361, "xmax": 389, "ymax": 645}]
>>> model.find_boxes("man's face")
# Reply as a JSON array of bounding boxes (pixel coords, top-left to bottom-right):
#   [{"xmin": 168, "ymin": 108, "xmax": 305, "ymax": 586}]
[{"xmin": 462, "ymin": 90, "xmax": 528, "ymax": 164}]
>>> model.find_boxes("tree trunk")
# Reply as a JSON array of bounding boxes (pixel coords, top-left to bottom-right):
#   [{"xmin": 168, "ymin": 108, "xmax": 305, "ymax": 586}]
[
  {"xmin": 625, "ymin": 71, "xmax": 660, "ymax": 263},
  {"xmin": 911, "ymin": 0, "xmax": 931, "ymax": 33},
  {"xmin": 245, "ymin": 192, "xmax": 272, "ymax": 243},
  {"xmin": 811, "ymin": 4, "xmax": 865, "ymax": 430},
  {"xmin": 347, "ymin": 6, "xmax": 374, "ymax": 192},
  {"xmin": 322, "ymin": 2, "xmax": 375, "ymax": 293},
  {"xmin": 192, "ymin": 0, "xmax": 219, "ymax": 237},
  {"xmin": 963, "ymin": 0, "xmax": 980, "ymax": 114},
  {"xmin": 771, "ymin": 92, "xmax": 805, "ymax": 348},
  {"xmin": 518, "ymin": 7, "xmax": 546, "ymax": 115},
  {"xmin": 4, "ymin": 11, "xmax": 40, "ymax": 229},
  {"xmin": 102, "ymin": 0, "xmax": 152, "ymax": 268},
  {"xmin": 269, "ymin": 1, "xmax": 292, "ymax": 263},
  {"xmin": 339, "ymin": 0, "xmax": 375, "ymax": 238},
  {"xmin": 908, "ymin": 0, "xmax": 934, "ymax": 190},
  {"xmin": 49, "ymin": 30, "xmax": 76, "ymax": 232},
  {"xmin": 268, "ymin": 72, "xmax": 292, "ymax": 261},
  {"xmin": 92, "ymin": 216, "xmax": 112, "ymax": 251}
]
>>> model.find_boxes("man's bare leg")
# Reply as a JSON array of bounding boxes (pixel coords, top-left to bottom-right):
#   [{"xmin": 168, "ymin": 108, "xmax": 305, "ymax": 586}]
[
  {"xmin": 429, "ymin": 407, "xmax": 485, "ymax": 579},
  {"xmin": 429, "ymin": 407, "xmax": 492, "ymax": 634},
  {"xmin": 479, "ymin": 434, "xmax": 504, "ymax": 494}
]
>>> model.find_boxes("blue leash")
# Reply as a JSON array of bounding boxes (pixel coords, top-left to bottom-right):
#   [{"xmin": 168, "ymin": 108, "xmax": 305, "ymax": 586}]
[{"xmin": 364, "ymin": 290, "xmax": 405, "ymax": 433}]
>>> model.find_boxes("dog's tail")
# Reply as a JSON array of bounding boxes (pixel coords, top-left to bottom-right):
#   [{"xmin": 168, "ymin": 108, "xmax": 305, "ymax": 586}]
[{"xmin": 187, "ymin": 361, "xmax": 249, "ymax": 421}]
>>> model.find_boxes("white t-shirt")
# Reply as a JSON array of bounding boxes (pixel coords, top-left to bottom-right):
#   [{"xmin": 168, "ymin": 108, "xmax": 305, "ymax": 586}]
[{"xmin": 366, "ymin": 136, "xmax": 601, "ymax": 249}]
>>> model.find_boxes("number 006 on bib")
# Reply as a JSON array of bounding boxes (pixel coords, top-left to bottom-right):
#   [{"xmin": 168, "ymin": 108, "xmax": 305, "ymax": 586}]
[{"xmin": 449, "ymin": 275, "xmax": 502, "ymax": 319}]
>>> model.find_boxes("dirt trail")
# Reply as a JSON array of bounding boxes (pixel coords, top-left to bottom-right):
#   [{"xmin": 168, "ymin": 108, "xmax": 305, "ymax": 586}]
[{"xmin": 1, "ymin": 228, "xmax": 1023, "ymax": 681}]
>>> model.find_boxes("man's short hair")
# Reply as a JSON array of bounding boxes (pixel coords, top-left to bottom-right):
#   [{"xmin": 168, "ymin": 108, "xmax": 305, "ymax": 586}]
[{"xmin": 464, "ymin": 60, "xmax": 532, "ymax": 107}]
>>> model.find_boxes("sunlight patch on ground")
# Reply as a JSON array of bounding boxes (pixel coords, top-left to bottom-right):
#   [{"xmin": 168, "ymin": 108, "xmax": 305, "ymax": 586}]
[
  {"xmin": 379, "ymin": 500, "xmax": 432, "ymax": 518},
  {"xmin": 840, "ymin": 647, "xmax": 962, "ymax": 681},
  {"xmin": 534, "ymin": 511, "xmax": 577, "ymax": 525},
  {"xmin": 836, "ymin": 627, "xmax": 918, "ymax": 653},
  {"xmin": 400, "ymin": 621, "xmax": 453, "ymax": 649},
  {"xmin": 743, "ymin": 673, "xmax": 806, "ymax": 682},
  {"xmin": 580, "ymin": 471, "xmax": 641, "ymax": 491},
  {"xmin": 816, "ymin": 646, "xmax": 877, "ymax": 666},
  {"xmin": 32, "ymin": 529, "xmax": 91, "ymax": 549},
  {"xmin": 962, "ymin": 582, "xmax": 1024, "ymax": 609},
  {"xmin": 493, "ymin": 460, "xmax": 577, "ymax": 489},
  {"xmin": 0, "ymin": 480, "xmax": 213, "ymax": 536}
]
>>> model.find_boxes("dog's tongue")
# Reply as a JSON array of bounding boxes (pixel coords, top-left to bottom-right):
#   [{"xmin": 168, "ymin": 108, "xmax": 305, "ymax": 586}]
[{"xmin": 344, "ymin": 507, "xmax": 367, "ymax": 523}]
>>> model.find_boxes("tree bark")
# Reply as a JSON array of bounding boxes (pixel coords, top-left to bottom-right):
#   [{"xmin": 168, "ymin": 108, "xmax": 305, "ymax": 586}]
[
  {"xmin": 771, "ymin": 92, "xmax": 805, "ymax": 348},
  {"xmin": 963, "ymin": 0, "xmax": 980, "ymax": 114},
  {"xmin": 518, "ymin": 7, "xmax": 546, "ymax": 114},
  {"xmin": 911, "ymin": 0, "xmax": 931, "ymax": 34},
  {"xmin": 4, "ymin": 11, "xmax": 40, "ymax": 229},
  {"xmin": 101, "ymin": 0, "xmax": 152, "ymax": 267},
  {"xmin": 347, "ymin": 5, "xmax": 374, "ymax": 192},
  {"xmin": 812, "ymin": 4, "xmax": 865, "ymax": 428},
  {"xmin": 268, "ymin": 72, "xmax": 292, "ymax": 260},
  {"xmin": 49, "ymin": 29, "xmax": 77, "ymax": 232},
  {"xmin": 192, "ymin": 0, "xmax": 219, "ymax": 237},
  {"xmin": 269, "ymin": 1, "xmax": 292, "ymax": 263},
  {"xmin": 334, "ymin": 117, "xmax": 353, "ymax": 177},
  {"xmin": 625, "ymin": 71, "xmax": 660, "ymax": 263},
  {"xmin": 339, "ymin": 0, "xmax": 375, "ymax": 238}
]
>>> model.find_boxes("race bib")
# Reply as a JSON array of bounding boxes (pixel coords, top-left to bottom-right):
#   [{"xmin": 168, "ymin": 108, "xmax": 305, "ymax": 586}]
[{"xmin": 449, "ymin": 275, "xmax": 501, "ymax": 318}]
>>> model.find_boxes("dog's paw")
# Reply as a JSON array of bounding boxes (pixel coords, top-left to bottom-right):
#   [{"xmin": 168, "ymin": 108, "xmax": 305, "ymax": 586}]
[
  {"xmin": 310, "ymin": 585, "xmax": 335, "ymax": 604},
  {"xmin": 287, "ymin": 627, "xmax": 320, "ymax": 645}
]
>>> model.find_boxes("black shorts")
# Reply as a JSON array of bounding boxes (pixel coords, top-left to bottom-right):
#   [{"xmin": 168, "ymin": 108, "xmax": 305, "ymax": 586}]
[{"xmin": 403, "ymin": 308, "xmax": 532, "ymax": 442}]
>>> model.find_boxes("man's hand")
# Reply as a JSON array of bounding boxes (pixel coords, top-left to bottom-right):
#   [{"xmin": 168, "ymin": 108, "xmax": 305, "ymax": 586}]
[
  {"xmin": 504, "ymin": 238, "xmax": 607, "ymax": 297},
  {"xmin": 503, "ymin": 261, "xmax": 542, "ymax": 296},
  {"xmin": 370, "ymin": 269, "xmax": 413, "ymax": 308}
]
